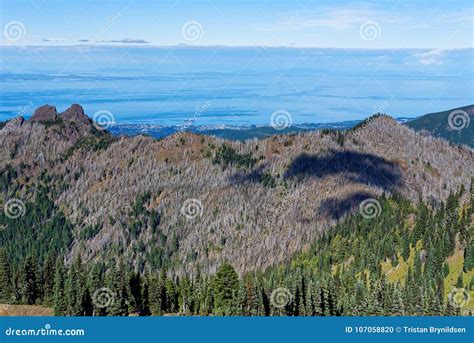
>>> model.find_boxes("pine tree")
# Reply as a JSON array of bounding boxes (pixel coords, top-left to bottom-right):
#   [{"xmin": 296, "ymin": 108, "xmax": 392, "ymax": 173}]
[
  {"xmin": 0, "ymin": 249, "xmax": 13, "ymax": 303},
  {"xmin": 83, "ymin": 288, "xmax": 93, "ymax": 316},
  {"xmin": 353, "ymin": 280, "xmax": 367, "ymax": 315},
  {"xmin": 148, "ymin": 273, "xmax": 163, "ymax": 315},
  {"xmin": 65, "ymin": 256, "xmax": 87, "ymax": 315},
  {"xmin": 53, "ymin": 259, "xmax": 67, "ymax": 315},
  {"xmin": 401, "ymin": 229, "xmax": 410, "ymax": 262},
  {"xmin": 211, "ymin": 263, "xmax": 239, "ymax": 315},
  {"xmin": 391, "ymin": 286, "xmax": 404, "ymax": 315},
  {"xmin": 20, "ymin": 255, "xmax": 38, "ymax": 305},
  {"xmin": 128, "ymin": 272, "xmax": 143, "ymax": 314},
  {"xmin": 65, "ymin": 260, "xmax": 78, "ymax": 315},
  {"xmin": 105, "ymin": 262, "xmax": 129, "ymax": 316},
  {"xmin": 141, "ymin": 280, "xmax": 151, "ymax": 316},
  {"xmin": 456, "ymin": 273, "xmax": 464, "ymax": 288},
  {"xmin": 89, "ymin": 263, "xmax": 107, "ymax": 316},
  {"xmin": 42, "ymin": 253, "xmax": 56, "ymax": 305}
]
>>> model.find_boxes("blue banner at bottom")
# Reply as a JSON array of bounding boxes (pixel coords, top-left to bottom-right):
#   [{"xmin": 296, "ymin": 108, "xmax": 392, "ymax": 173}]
[{"xmin": 1, "ymin": 316, "xmax": 472, "ymax": 343}]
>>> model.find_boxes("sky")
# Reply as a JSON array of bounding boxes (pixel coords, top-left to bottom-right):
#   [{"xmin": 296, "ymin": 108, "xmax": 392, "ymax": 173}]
[{"xmin": 0, "ymin": 0, "xmax": 473, "ymax": 49}]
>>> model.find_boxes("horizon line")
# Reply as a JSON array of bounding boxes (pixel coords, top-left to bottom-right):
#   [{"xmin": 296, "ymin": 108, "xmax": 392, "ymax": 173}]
[{"xmin": 1, "ymin": 44, "xmax": 473, "ymax": 51}]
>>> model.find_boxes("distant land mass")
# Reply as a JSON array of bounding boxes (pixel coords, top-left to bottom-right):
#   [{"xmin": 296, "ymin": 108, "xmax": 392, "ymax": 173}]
[
  {"xmin": 406, "ymin": 104, "xmax": 473, "ymax": 148},
  {"xmin": 109, "ymin": 118, "xmax": 421, "ymax": 141},
  {"xmin": 2, "ymin": 105, "xmax": 472, "ymax": 147},
  {"xmin": 108, "ymin": 120, "xmax": 362, "ymax": 141},
  {"xmin": 106, "ymin": 104, "xmax": 474, "ymax": 147}
]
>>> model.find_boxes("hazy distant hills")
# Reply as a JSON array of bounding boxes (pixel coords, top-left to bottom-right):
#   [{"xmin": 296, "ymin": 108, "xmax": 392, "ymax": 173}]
[
  {"xmin": 406, "ymin": 104, "xmax": 474, "ymax": 148},
  {"xmin": 106, "ymin": 104, "xmax": 474, "ymax": 147},
  {"xmin": 1, "ymin": 104, "xmax": 472, "ymax": 276},
  {"xmin": 109, "ymin": 121, "xmax": 361, "ymax": 141}
]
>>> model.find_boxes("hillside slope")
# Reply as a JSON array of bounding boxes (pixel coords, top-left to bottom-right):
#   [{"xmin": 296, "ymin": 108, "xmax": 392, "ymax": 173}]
[
  {"xmin": 406, "ymin": 104, "xmax": 474, "ymax": 147},
  {"xmin": 1, "ymin": 105, "xmax": 473, "ymax": 277}
]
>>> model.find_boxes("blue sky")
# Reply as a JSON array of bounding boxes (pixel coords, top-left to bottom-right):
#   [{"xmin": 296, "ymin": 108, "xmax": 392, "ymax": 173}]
[{"xmin": 1, "ymin": 0, "xmax": 473, "ymax": 48}]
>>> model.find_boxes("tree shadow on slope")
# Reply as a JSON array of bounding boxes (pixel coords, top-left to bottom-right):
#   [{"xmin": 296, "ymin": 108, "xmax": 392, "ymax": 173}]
[
  {"xmin": 318, "ymin": 191, "xmax": 377, "ymax": 220},
  {"xmin": 229, "ymin": 150, "xmax": 403, "ymax": 220},
  {"xmin": 284, "ymin": 151, "xmax": 402, "ymax": 219},
  {"xmin": 283, "ymin": 151, "xmax": 402, "ymax": 190},
  {"xmin": 228, "ymin": 164, "xmax": 267, "ymax": 185}
]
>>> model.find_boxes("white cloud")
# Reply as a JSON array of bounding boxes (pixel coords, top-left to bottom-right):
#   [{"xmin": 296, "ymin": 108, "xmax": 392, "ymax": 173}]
[{"xmin": 413, "ymin": 49, "xmax": 444, "ymax": 65}]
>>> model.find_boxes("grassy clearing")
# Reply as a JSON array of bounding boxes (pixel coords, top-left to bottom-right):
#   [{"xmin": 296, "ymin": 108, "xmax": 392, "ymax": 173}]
[
  {"xmin": 444, "ymin": 246, "xmax": 473, "ymax": 311},
  {"xmin": 0, "ymin": 304, "xmax": 53, "ymax": 316},
  {"xmin": 381, "ymin": 240, "xmax": 422, "ymax": 285}
]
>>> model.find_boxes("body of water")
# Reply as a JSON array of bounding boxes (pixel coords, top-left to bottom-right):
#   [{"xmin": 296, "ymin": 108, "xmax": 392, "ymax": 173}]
[{"xmin": 0, "ymin": 46, "xmax": 472, "ymax": 125}]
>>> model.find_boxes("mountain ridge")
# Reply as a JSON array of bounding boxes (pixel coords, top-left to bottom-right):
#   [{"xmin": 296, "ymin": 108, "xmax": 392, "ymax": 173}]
[
  {"xmin": 406, "ymin": 104, "xmax": 474, "ymax": 148},
  {"xmin": 1, "ymin": 105, "xmax": 473, "ymax": 276}
]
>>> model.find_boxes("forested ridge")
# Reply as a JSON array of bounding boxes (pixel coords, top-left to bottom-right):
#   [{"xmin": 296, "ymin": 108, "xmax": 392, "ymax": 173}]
[
  {"xmin": 0, "ymin": 104, "xmax": 473, "ymax": 316},
  {"xmin": 1, "ymin": 182, "xmax": 472, "ymax": 316}
]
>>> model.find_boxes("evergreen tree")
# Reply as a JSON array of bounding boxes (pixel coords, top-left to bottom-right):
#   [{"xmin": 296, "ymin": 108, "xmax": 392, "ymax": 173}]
[
  {"xmin": 20, "ymin": 255, "xmax": 38, "ymax": 305},
  {"xmin": 53, "ymin": 259, "xmax": 67, "ymax": 315},
  {"xmin": 455, "ymin": 273, "xmax": 464, "ymax": 288},
  {"xmin": 105, "ymin": 262, "xmax": 129, "ymax": 316},
  {"xmin": 42, "ymin": 253, "xmax": 56, "ymax": 305},
  {"xmin": 128, "ymin": 272, "xmax": 143, "ymax": 314},
  {"xmin": 141, "ymin": 280, "xmax": 151, "ymax": 316},
  {"xmin": 83, "ymin": 288, "xmax": 94, "ymax": 316},
  {"xmin": 392, "ymin": 286, "xmax": 404, "ymax": 315},
  {"xmin": 211, "ymin": 263, "xmax": 239, "ymax": 315},
  {"xmin": 0, "ymin": 249, "xmax": 13, "ymax": 303}
]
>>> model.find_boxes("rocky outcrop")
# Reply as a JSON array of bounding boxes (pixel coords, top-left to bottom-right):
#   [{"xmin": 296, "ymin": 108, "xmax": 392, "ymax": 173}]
[
  {"xmin": 29, "ymin": 105, "xmax": 58, "ymax": 122},
  {"xmin": 60, "ymin": 104, "xmax": 92, "ymax": 127}
]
